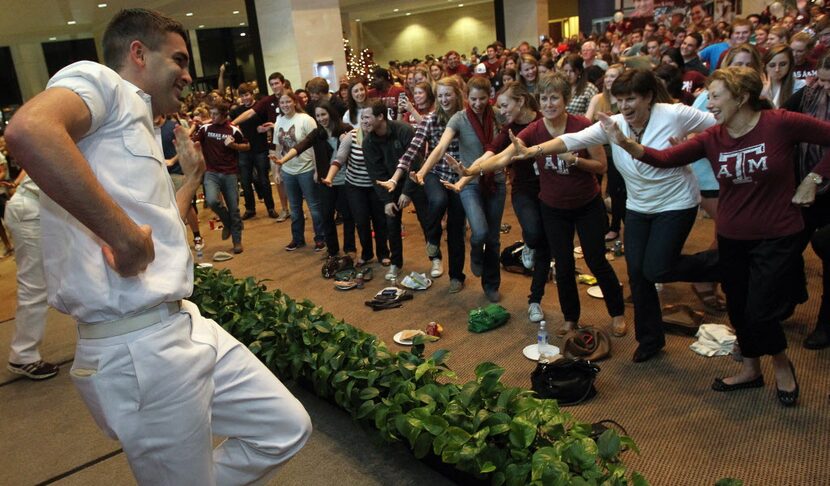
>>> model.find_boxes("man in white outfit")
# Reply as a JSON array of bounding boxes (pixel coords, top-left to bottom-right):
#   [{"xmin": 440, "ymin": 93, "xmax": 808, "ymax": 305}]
[
  {"xmin": 4, "ymin": 173, "xmax": 59, "ymax": 380},
  {"xmin": 5, "ymin": 8, "xmax": 311, "ymax": 485}
]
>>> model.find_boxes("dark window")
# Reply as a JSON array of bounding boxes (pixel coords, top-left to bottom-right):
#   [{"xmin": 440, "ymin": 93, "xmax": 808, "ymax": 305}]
[
  {"xmin": 0, "ymin": 46, "xmax": 23, "ymax": 108},
  {"xmin": 42, "ymin": 38, "xmax": 98, "ymax": 78}
]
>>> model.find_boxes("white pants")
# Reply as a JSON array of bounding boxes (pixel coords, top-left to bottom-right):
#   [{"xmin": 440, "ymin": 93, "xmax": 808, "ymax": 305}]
[
  {"xmin": 5, "ymin": 194, "xmax": 48, "ymax": 364},
  {"xmin": 70, "ymin": 300, "xmax": 312, "ymax": 485}
]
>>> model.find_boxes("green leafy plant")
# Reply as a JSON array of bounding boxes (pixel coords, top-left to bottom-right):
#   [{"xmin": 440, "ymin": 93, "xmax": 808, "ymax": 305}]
[{"xmin": 191, "ymin": 267, "xmax": 647, "ymax": 485}]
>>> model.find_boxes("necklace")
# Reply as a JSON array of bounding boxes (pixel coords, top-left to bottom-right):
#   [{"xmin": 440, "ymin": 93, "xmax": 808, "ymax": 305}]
[{"xmin": 630, "ymin": 118, "xmax": 649, "ymax": 143}]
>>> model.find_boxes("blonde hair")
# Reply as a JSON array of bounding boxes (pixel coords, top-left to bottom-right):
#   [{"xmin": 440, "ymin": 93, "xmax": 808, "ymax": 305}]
[
  {"xmin": 435, "ymin": 76, "xmax": 465, "ymax": 124},
  {"xmin": 708, "ymin": 66, "xmax": 773, "ymax": 111},
  {"xmin": 536, "ymin": 72, "xmax": 572, "ymax": 104}
]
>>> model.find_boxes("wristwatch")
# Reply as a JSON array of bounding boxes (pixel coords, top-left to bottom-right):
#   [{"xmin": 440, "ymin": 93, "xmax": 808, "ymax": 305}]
[{"xmin": 807, "ymin": 172, "xmax": 824, "ymax": 184}]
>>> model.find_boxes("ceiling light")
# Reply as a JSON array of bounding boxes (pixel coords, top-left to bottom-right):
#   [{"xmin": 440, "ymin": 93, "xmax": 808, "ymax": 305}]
[
  {"xmin": 239, "ymin": 22, "xmax": 245, "ymax": 25},
  {"xmin": 49, "ymin": 36, "xmax": 57, "ymax": 40},
  {"xmin": 67, "ymin": 20, "xmax": 76, "ymax": 25},
  {"xmin": 198, "ymin": 24, "xmax": 205, "ymax": 28},
  {"xmin": 186, "ymin": 12, "xmax": 193, "ymax": 16},
  {"xmin": 355, "ymin": 19, "xmax": 361, "ymax": 22},
  {"xmin": 98, "ymin": 3, "xmax": 107, "ymax": 7},
  {"xmin": 393, "ymin": 8, "xmax": 399, "ymax": 12},
  {"xmin": 240, "ymin": 33, "xmax": 246, "ymax": 37},
  {"xmin": 458, "ymin": 3, "xmax": 464, "ymax": 6},
  {"xmin": 406, "ymin": 12, "xmax": 411, "ymax": 15},
  {"xmin": 233, "ymin": 10, "xmax": 240, "ymax": 14}
]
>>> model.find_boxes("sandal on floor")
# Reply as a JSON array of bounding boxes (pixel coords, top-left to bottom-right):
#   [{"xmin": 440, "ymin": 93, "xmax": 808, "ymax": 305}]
[
  {"xmin": 711, "ymin": 375, "xmax": 764, "ymax": 392},
  {"xmin": 691, "ymin": 284, "xmax": 727, "ymax": 312},
  {"xmin": 661, "ymin": 304, "xmax": 704, "ymax": 336},
  {"xmin": 777, "ymin": 361, "xmax": 799, "ymax": 407}
]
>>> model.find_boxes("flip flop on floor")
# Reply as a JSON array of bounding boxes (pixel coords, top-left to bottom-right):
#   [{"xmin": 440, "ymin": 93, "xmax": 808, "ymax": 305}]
[{"xmin": 691, "ymin": 284, "xmax": 727, "ymax": 312}]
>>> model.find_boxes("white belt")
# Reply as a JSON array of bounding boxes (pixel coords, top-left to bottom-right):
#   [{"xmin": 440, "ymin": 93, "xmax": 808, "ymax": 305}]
[{"xmin": 77, "ymin": 301, "xmax": 183, "ymax": 339}]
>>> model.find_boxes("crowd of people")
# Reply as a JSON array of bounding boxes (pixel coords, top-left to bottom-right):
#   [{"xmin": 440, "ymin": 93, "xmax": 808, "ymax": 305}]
[
  {"xmin": 151, "ymin": 1, "xmax": 827, "ymax": 408},
  {"xmin": 2, "ymin": 7, "xmax": 830, "ymax": 482}
]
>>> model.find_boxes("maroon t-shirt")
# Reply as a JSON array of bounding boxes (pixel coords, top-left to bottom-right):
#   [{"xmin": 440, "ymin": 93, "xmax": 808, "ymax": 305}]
[
  {"xmin": 640, "ymin": 109, "xmax": 830, "ymax": 240},
  {"xmin": 446, "ymin": 64, "xmax": 471, "ymax": 79},
  {"xmin": 487, "ymin": 112, "xmax": 543, "ymax": 197},
  {"xmin": 252, "ymin": 94, "xmax": 280, "ymax": 123},
  {"xmin": 518, "ymin": 115, "xmax": 598, "ymax": 209},
  {"xmin": 193, "ymin": 121, "xmax": 247, "ymax": 174},
  {"xmin": 792, "ymin": 61, "xmax": 817, "ymax": 84}
]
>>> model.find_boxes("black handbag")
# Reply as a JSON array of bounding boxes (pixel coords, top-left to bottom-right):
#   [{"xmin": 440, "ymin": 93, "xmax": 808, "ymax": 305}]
[{"xmin": 530, "ymin": 358, "xmax": 600, "ymax": 405}]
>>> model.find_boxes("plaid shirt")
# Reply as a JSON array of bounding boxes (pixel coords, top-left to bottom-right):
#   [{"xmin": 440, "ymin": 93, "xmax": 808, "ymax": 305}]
[
  {"xmin": 566, "ymin": 82, "xmax": 599, "ymax": 117},
  {"xmin": 397, "ymin": 112, "xmax": 460, "ymax": 183}
]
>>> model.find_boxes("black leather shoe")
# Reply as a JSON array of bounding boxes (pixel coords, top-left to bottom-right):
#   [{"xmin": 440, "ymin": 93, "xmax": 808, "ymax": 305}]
[
  {"xmin": 632, "ymin": 345, "xmax": 662, "ymax": 363},
  {"xmin": 241, "ymin": 210, "xmax": 256, "ymax": 220},
  {"xmin": 267, "ymin": 209, "xmax": 279, "ymax": 219},
  {"xmin": 777, "ymin": 361, "xmax": 799, "ymax": 407},
  {"xmin": 711, "ymin": 375, "xmax": 764, "ymax": 392},
  {"xmin": 804, "ymin": 327, "xmax": 830, "ymax": 350}
]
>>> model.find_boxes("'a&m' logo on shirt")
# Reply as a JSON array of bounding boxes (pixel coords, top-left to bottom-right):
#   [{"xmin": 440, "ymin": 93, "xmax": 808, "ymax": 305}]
[{"xmin": 716, "ymin": 143, "xmax": 767, "ymax": 184}]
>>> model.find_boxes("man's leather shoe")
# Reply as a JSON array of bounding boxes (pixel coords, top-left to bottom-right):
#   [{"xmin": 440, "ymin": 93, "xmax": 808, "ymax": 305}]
[
  {"xmin": 242, "ymin": 211, "xmax": 256, "ymax": 220},
  {"xmin": 267, "ymin": 209, "xmax": 279, "ymax": 219},
  {"xmin": 804, "ymin": 327, "xmax": 830, "ymax": 350},
  {"xmin": 632, "ymin": 345, "xmax": 662, "ymax": 363}
]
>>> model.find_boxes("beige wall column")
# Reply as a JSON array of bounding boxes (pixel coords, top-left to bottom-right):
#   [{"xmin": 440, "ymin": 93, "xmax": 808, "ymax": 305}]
[
  {"xmin": 10, "ymin": 43, "xmax": 50, "ymax": 102},
  {"xmin": 504, "ymin": 0, "xmax": 549, "ymax": 47},
  {"xmin": 188, "ymin": 30, "xmax": 205, "ymax": 78},
  {"xmin": 253, "ymin": 0, "xmax": 346, "ymax": 88}
]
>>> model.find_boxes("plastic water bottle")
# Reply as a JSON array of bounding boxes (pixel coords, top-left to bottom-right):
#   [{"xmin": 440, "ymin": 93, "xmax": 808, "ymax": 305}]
[{"xmin": 537, "ymin": 320, "xmax": 548, "ymax": 355}]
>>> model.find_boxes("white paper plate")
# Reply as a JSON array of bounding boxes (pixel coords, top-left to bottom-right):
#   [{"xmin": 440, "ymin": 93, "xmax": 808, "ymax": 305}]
[
  {"xmin": 197, "ymin": 263, "xmax": 214, "ymax": 269},
  {"xmin": 587, "ymin": 282, "xmax": 623, "ymax": 299},
  {"xmin": 393, "ymin": 330, "xmax": 425, "ymax": 345},
  {"xmin": 522, "ymin": 343, "xmax": 561, "ymax": 361},
  {"xmin": 587, "ymin": 285, "xmax": 604, "ymax": 299}
]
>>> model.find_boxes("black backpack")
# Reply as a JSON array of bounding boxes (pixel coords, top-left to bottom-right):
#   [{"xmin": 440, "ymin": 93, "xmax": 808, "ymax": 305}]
[{"xmin": 500, "ymin": 241, "xmax": 532, "ymax": 275}]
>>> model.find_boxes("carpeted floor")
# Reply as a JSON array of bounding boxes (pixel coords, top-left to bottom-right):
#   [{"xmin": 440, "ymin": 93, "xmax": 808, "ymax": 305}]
[{"xmin": 1, "ymin": 194, "xmax": 828, "ymax": 485}]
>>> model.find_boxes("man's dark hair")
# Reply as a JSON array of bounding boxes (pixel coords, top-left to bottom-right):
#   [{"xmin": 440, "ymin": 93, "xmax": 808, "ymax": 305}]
[
  {"xmin": 306, "ymin": 77, "xmax": 330, "ymax": 95},
  {"xmin": 211, "ymin": 101, "xmax": 230, "ymax": 115},
  {"xmin": 238, "ymin": 82, "xmax": 254, "ymax": 95},
  {"xmin": 685, "ymin": 32, "xmax": 703, "ymax": 49},
  {"xmin": 366, "ymin": 99, "xmax": 387, "ymax": 119},
  {"xmin": 103, "ymin": 8, "xmax": 187, "ymax": 70},
  {"xmin": 268, "ymin": 72, "xmax": 285, "ymax": 82}
]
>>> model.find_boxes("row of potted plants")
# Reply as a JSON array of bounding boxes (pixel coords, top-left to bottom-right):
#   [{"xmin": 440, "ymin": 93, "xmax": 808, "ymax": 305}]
[{"xmin": 191, "ymin": 266, "xmax": 647, "ymax": 485}]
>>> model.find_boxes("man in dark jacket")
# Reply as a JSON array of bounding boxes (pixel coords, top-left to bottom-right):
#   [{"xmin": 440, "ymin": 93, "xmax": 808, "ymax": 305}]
[{"xmin": 362, "ymin": 100, "xmax": 426, "ymax": 281}]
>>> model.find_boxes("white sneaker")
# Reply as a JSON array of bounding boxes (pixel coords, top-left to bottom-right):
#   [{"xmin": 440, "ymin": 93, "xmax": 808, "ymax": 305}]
[
  {"xmin": 430, "ymin": 258, "xmax": 444, "ymax": 278},
  {"xmin": 521, "ymin": 245, "xmax": 535, "ymax": 269},
  {"xmin": 528, "ymin": 303, "xmax": 544, "ymax": 323},
  {"xmin": 385, "ymin": 265, "xmax": 400, "ymax": 281}
]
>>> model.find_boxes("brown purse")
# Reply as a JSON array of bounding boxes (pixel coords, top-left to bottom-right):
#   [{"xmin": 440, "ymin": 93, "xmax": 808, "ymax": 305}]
[{"xmin": 563, "ymin": 326, "xmax": 612, "ymax": 362}]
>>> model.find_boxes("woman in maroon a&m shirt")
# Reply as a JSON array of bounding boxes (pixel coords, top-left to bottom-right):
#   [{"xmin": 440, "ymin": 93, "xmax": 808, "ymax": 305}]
[{"xmin": 601, "ymin": 67, "xmax": 830, "ymax": 407}]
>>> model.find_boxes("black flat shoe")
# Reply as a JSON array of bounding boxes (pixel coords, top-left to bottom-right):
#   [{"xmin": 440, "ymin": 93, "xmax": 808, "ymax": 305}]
[
  {"xmin": 777, "ymin": 361, "xmax": 799, "ymax": 407},
  {"xmin": 632, "ymin": 345, "xmax": 662, "ymax": 363},
  {"xmin": 711, "ymin": 375, "xmax": 764, "ymax": 392},
  {"xmin": 804, "ymin": 327, "xmax": 830, "ymax": 350}
]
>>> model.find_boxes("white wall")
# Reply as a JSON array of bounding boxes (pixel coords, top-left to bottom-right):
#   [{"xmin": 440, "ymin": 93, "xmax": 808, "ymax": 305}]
[{"xmin": 359, "ymin": 4, "xmax": 496, "ymax": 65}]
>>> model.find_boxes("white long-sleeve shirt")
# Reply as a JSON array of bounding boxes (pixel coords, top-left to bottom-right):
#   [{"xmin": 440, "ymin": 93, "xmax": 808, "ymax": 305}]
[{"xmin": 558, "ymin": 102, "xmax": 716, "ymax": 214}]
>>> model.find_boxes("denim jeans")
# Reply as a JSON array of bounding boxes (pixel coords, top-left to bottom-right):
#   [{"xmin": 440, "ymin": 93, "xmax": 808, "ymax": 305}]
[
  {"xmin": 511, "ymin": 190, "xmax": 551, "ymax": 304},
  {"xmin": 623, "ymin": 207, "xmax": 698, "ymax": 351},
  {"xmin": 238, "ymin": 150, "xmax": 275, "ymax": 212},
  {"xmin": 541, "ymin": 196, "xmax": 624, "ymax": 322},
  {"xmin": 345, "ymin": 184, "xmax": 389, "ymax": 262},
  {"xmin": 282, "ymin": 170, "xmax": 324, "ymax": 245},
  {"xmin": 204, "ymin": 171, "xmax": 243, "ymax": 244},
  {"xmin": 460, "ymin": 182, "xmax": 506, "ymax": 292},
  {"xmin": 320, "ymin": 184, "xmax": 356, "ymax": 256},
  {"xmin": 423, "ymin": 173, "xmax": 465, "ymax": 281}
]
